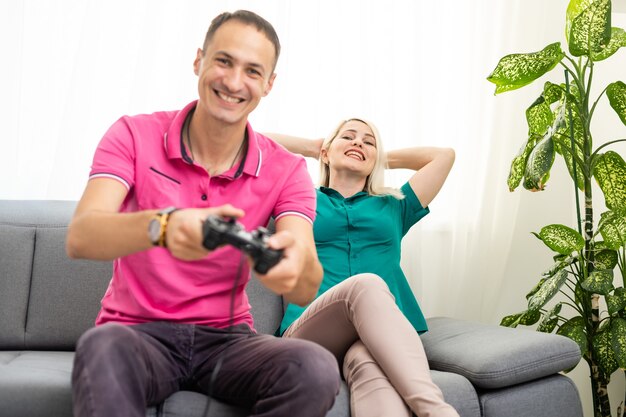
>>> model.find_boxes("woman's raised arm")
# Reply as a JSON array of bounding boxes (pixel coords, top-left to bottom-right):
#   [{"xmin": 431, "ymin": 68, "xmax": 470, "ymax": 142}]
[
  {"xmin": 386, "ymin": 147, "xmax": 455, "ymax": 207},
  {"xmin": 264, "ymin": 133, "xmax": 323, "ymax": 159}
]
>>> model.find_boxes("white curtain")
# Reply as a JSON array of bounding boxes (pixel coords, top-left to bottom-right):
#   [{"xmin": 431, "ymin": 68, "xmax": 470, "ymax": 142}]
[{"xmin": 3, "ymin": 2, "xmax": 626, "ymax": 414}]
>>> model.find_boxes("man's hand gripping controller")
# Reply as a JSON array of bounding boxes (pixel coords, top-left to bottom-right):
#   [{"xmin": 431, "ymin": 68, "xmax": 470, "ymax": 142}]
[{"xmin": 201, "ymin": 216, "xmax": 284, "ymax": 274}]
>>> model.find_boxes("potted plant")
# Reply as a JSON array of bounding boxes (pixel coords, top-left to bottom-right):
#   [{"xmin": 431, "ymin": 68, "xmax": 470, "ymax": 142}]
[{"xmin": 487, "ymin": 0, "xmax": 626, "ymax": 416}]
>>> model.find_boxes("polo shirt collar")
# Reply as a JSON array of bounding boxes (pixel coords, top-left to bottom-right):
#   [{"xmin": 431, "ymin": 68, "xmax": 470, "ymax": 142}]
[
  {"xmin": 164, "ymin": 101, "xmax": 195, "ymax": 162},
  {"xmin": 319, "ymin": 186, "xmax": 368, "ymax": 201},
  {"xmin": 239, "ymin": 123, "xmax": 262, "ymax": 178},
  {"xmin": 164, "ymin": 100, "xmax": 262, "ymax": 178}
]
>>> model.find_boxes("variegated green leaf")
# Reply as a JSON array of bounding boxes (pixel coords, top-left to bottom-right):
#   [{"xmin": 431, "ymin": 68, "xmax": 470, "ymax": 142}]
[
  {"xmin": 520, "ymin": 310, "xmax": 542, "ymax": 325},
  {"xmin": 607, "ymin": 81, "xmax": 626, "ymax": 125},
  {"xmin": 509, "ymin": 84, "xmax": 567, "ymax": 192},
  {"xmin": 543, "ymin": 81, "xmax": 564, "ymax": 104},
  {"xmin": 534, "ymin": 224, "xmax": 585, "ymax": 254},
  {"xmin": 508, "ymin": 155, "xmax": 526, "ymax": 191},
  {"xmin": 526, "ymin": 278, "xmax": 548, "ymax": 300},
  {"xmin": 557, "ymin": 316, "xmax": 588, "ymax": 355},
  {"xmin": 566, "ymin": 0, "xmax": 595, "ymax": 42},
  {"xmin": 538, "ymin": 303, "xmax": 563, "ymax": 333},
  {"xmin": 581, "ymin": 269, "xmax": 614, "ymax": 295},
  {"xmin": 523, "ymin": 135, "xmax": 555, "ymax": 191},
  {"xmin": 611, "ymin": 318, "xmax": 626, "ymax": 369},
  {"xmin": 553, "ymin": 91, "xmax": 586, "ymax": 190},
  {"xmin": 593, "ymin": 244, "xmax": 619, "ymax": 269},
  {"xmin": 594, "ymin": 151, "xmax": 626, "ymax": 211},
  {"xmin": 528, "ymin": 269, "xmax": 569, "ymax": 310},
  {"xmin": 598, "ymin": 209, "xmax": 626, "ymax": 249},
  {"xmin": 538, "ymin": 317, "xmax": 559, "ymax": 333},
  {"xmin": 487, "ymin": 43, "xmax": 565, "ymax": 94},
  {"xmin": 501, "ymin": 312, "xmax": 523, "ymax": 327},
  {"xmin": 607, "ymin": 288, "xmax": 626, "ymax": 315},
  {"xmin": 594, "ymin": 326, "xmax": 619, "ymax": 378},
  {"xmin": 542, "ymin": 254, "xmax": 578, "ymax": 279},
  {"xmin": 592, "ymin": 27, "xmax": 626, "ymax": 61},
  {"xmin": 558, "ymin": 140, "xmax": 587, "ymax": 190},
  {"xmin": 527, "ymin": 96, "xmax": 555, "ymax": 136},
  {"xmin": 576, "ymin": 280, "xmax": 593, "ymax": 305},
  {"xmin": 508, "ymin": 138, "xmax": 538, "ymax": 191},
  {"xmin": 569, "ymin": 0, "xmax": 612, "ymax": 57}
]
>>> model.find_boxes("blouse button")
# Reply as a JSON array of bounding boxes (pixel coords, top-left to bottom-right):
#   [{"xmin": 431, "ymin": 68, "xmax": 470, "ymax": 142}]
[{"xmin": 201, "ymin": 194, "xmax": 208, "ymax": 201}]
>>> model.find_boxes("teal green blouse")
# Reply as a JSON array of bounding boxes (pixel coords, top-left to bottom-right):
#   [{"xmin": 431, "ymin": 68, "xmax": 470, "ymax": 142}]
[{"xmin": 279, "ymin": 182, "xmax": 430, "ymax": 335}]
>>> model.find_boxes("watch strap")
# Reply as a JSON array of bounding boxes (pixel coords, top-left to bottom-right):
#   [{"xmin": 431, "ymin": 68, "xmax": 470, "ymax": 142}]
[{"xmin": 154, "ymin": 207, "xmax": 178, "ymax": 248}]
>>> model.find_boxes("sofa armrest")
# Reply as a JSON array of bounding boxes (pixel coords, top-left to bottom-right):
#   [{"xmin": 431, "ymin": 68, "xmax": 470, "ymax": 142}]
[{"xmin": 421, "ymin": 317, "xmax": 581, "ymax": 389}]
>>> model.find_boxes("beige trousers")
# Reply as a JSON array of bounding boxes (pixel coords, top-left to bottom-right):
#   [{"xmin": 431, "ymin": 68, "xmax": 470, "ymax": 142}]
[{"xmin": 283, "ymin": 274, "xmax": 459, "ymax": 417}]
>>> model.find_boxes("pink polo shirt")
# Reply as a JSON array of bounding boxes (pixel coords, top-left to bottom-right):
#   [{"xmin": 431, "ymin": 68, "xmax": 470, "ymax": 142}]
[{"xmin": 89, "ymin": 101, "xmax": 316, "ymax": 330}]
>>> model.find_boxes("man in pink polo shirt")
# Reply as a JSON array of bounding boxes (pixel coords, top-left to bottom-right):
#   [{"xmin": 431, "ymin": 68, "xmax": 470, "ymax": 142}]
[{"xmin": 66, "ymin": 10, "xmax": 340, "ymax": 417}]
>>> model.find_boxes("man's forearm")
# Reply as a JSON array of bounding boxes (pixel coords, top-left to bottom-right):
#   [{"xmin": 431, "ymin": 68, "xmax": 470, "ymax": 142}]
[
  {"xmin": 283, "ymin": 246, "xmax": 323, "ymax": 306},
  {"xmin": 66, "ymin": 210, "xmax": 155, "ymax": 260}
]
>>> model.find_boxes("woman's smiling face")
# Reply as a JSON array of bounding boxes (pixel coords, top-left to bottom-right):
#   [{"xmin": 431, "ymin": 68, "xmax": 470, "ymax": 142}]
[{"xmin": 322, "ymin": 120, "xmax": 378, "ymax": 177}]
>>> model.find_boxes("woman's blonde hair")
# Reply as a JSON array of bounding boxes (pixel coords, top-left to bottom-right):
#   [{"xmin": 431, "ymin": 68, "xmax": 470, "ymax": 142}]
[{"xmin": 319, "ymin": 118, "xmax": 404, "ymax": 199}]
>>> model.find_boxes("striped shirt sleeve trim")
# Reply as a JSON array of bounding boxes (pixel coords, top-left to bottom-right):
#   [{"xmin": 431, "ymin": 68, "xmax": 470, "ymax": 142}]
[
  {"xmin": 274, "ymin": 211, "xmax": 313, "ymax": 224},
  {"xmin": 89, "ymin": 173, "xmax": 131, "ymax": 190}
]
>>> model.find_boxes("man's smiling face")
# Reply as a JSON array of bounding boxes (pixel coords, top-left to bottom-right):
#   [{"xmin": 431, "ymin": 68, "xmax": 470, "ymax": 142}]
[{"xmin": 193, "ymin": 20, "xmax": 276, "ymax": 128}]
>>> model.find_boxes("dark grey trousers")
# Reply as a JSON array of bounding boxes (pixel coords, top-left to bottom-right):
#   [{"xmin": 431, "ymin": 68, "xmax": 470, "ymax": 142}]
[{"xmin": 72, "ymin": 321, "xmax": 340, "ymax": 417}]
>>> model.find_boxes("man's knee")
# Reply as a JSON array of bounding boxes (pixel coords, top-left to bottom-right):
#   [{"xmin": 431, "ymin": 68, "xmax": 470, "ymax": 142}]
[
  {"xmin": 277, "ymin": 340, "xmax": 340, "ymax": 399},
  {"xmin": 77, "ymin": 323, "xmax": 134, "ymax": 348},
  {"xmin": 75, "ymin": 323, "xmax": 139, "ymax": 362},
  {"xmin": 300, "ymin": 342, "xmax": 340, "ymax": 389}
]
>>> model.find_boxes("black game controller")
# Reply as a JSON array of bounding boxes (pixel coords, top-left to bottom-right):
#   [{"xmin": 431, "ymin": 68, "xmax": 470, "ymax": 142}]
[{"xmin": 201, "ymin": 216, "xmax": 283, "ymax": 274}]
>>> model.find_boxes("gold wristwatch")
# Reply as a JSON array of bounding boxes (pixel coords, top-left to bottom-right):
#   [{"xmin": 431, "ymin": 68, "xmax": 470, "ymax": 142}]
[{"xmin": 148, "ymin": 207, "xmax": 178, "ymax": 247}]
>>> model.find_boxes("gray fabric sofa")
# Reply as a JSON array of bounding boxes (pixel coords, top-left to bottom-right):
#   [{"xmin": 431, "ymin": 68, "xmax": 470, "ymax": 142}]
[{"xmin": 0, "ymin": 200, "xmax": 584, "ymax": 417}]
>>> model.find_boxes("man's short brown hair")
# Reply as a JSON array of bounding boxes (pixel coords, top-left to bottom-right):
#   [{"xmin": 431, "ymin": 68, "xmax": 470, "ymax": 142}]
[{"xmin": 203, "ymin": 10, "xmax": 281, "ymax": 71}]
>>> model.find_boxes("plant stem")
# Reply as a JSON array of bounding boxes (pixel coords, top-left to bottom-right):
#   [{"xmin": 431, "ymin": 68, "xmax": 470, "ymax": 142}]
[
  {"xmin": 560, "ymin": 285, "xmax": 585, "ymax": 315},
  {"xmin": 566, "ymin": 71, "xmax": 583, "ymax": 236},
  {"xmin": 617, "ymin": 245, "xmax": 626, "ymax": 287},
  {"xmin": 553, "ymin": 132, "xmax": 588, "ymax": 174},
  {"xmin": 591, "ymin": 138, "xmax": 626, "ymax": 160},
  {"xmin": 589, "ymin": 85, "xmax": 609, "ymax": 121},
  {"xmin": 562, "ymin": 56, "xmax": 586, "ymax": 94},
  {"xmin": 590, "ymin": 364, "xmax": 602, "ymax": 417},
  {"xmin": 584, "ymin": 60, "xmax": 594, "ymax": 119}
]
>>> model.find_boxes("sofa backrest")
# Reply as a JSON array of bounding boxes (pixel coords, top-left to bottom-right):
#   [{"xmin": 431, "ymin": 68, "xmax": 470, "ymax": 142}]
[
  {"xmin": 0, "ymin": 200, "xmax": 284, "ymax": 351},
  {"xmin": 0, "ymin": 200, "xmax": 110, "ymax": 350}
]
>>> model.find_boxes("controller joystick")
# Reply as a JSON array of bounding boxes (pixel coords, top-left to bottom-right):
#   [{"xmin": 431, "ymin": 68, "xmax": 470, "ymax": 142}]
[{"xmin": 201, "ymin": 216, "xmax": 283, "ymax": 274}]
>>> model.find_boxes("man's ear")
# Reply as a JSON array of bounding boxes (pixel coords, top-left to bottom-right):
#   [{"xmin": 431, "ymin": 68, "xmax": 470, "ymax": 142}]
[
  {"xmin": 193, "ymin": 48, "xmax": 203, "ymax": 76},
  {"xmin": 263, "ymin": 73, "xmax": 277, "ymax": 96}
]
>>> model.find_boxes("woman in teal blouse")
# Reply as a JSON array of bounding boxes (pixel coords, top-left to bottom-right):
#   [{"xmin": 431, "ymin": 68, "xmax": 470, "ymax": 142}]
[{"xmin": 267, "ymin": 119, "xmax": 457, "ymax": 417}]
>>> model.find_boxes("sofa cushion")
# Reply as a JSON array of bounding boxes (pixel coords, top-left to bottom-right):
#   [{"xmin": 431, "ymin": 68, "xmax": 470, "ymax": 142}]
[
  {"xmin": 0, "ymin": 351, "xmax": 74, "ymax": 417},
  {"xmin": 421, "ymin": 317, "xmax": 581, "ymax": 389},
  {"xmin": 0, "ymin": 350, "xmax": 350, "ymax": 417},
  {"xmin": 151, "ymin": 384, "xmax": 350, "ymax": 417},
  {"xmin": 478, "ymin": 374, "xmax": 582, "ymax": 417},
  {"xmin": 431, "ymin": 370, "xmax": 481, "ymax": 417}
]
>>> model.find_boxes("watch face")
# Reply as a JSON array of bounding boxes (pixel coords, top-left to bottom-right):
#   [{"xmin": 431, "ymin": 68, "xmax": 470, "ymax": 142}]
[{"xmin": 148, "ymin": 218, "xmax": 161, "ymax": 244}]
